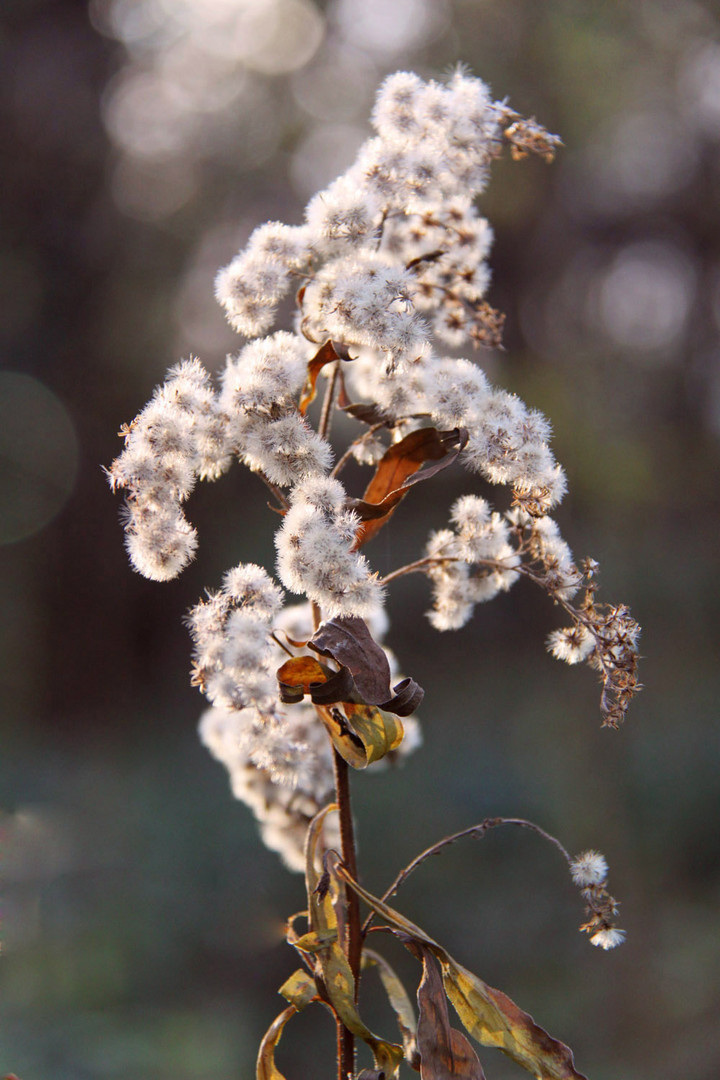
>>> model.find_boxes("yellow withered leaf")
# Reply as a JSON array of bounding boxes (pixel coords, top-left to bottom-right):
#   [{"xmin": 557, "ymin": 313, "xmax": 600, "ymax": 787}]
[
  {"xmin": 317, "ymin": 703, "xmax": 404, "ymax": 769},
  {"xmin": 256, "ymin": 1005, "xmax": 296, "ymax": 1080}
]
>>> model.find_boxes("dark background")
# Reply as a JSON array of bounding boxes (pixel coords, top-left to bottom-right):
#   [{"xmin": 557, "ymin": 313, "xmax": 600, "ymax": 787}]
[{"xmin": 2, "ymin": 1, "xmax": 719, "ymax": 1077}]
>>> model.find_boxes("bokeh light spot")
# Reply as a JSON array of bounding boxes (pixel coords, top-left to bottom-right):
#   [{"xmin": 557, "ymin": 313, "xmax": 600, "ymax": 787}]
[{"xmin": 0, "ymin": 373, "xmax": 79, "ymax": 545}]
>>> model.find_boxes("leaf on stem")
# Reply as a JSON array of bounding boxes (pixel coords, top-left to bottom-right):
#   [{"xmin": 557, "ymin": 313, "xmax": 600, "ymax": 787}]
[
  {"xmin": 317, "ymin": 703, "xmax": 404, "ymax": 769},
  {"xmin": 335, "ymin": 866, "xmax": 589, "ymax": 1080},
  {"xmin": 276, "ymin": 655, "xmax": 354, "ymax": 705},
  {"xmin": 411, "ymin": 943, "xmax": 486, "ymax": 1079},
  {"xmin": 363, "ymin": 948, "xmax": 420, "ymax": 1069},
  {"xmin": 297, "ymin": 811, "xmax": 405, "ymax": 1076},
  {"xmin": 279, "ymin": 969, "xmax": 320, "ymax": 1011},
  {"xmin": 310, "ymin": 615, "xmax": 392, "ymax": 703},
  {"xmin": 351, "ymin": 427, "xmax": 468, "ymax": 548},
  {"xmin": 310, "ymin": 615, "xmax": 425, "ymax": 715}
]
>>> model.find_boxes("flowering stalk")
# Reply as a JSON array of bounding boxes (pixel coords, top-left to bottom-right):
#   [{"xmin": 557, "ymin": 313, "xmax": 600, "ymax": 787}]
[{"xmin": 109, "ymin": 68, "xmax": 640, "ymax": 1079}]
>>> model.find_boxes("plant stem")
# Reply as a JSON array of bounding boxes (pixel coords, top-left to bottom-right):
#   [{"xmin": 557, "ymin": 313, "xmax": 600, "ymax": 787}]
[{"xmin": 333, "ymin": 748, "xmax": 361, "ymax": 1079}]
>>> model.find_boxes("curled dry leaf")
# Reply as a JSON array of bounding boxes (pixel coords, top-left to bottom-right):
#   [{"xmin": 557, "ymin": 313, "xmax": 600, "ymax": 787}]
[
  {"xmin": 317, "ymin": 703, "xmax": 404, "ymax": 770},
  {"xmin": 352, "ymin": 427, "xmax": 468, "ymax": 548},
  {"xmin": 310, "ymin": 616, "xmax": 425, "ymax": 715},
  {"xmin": 276, "ymin": 655, "xmax": 354, "ymax": 705}
]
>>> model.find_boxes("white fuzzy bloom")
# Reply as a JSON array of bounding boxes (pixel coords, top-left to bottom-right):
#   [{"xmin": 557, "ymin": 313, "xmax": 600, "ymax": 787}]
[
  {"xmin": 589, "ymin": 927, "xmax": 626, "ymax": 950},
  {"xmin": 187, "ymin": 563, "xmax": 284, "ymax": 717},
  {"xmin": 547, "ymin": 625, "xmax": 596, "ymax": 665},
  {"xmin": 108, "ymin": 358, "xmax": 231, "ymax": 579},
  {"xmin": 570, "ymin": 850, "xmax": 609, "ymax": 887},
  {"xmin": 531, "ymin": 517, "xmax": 582, "ymax": 600},
  {"xmin": 275, "ymin": 477, "xmax": 384, "ymax": 618},
  {"xmin": 301, "ymin": 251, "xmax": 427, "ymax": 364},
  {"xmin": 215, "ymin": 222, "xmax": 313, "ymax": 337}
]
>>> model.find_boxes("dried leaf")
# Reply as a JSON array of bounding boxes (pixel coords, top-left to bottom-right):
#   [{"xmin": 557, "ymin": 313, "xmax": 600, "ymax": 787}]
[
  {"xmin": 299, "ymin": 340, "xmax": 340, "ymax": 415},
  {"xmin": 279, "ymin": 969, "xmax": 320, "ymax": 1011},
  {"xmin": 413, "ymin": 944, "xmax": 485, "ymax": 1079},
  {"xmin": 335, "ymin": 867, "xmax": 589, "ymax": 1080},
  {"xmin": 353, "ymin": 427, "xmax": 468, "ymax": 547},
  {"xmin": 310, "ymin": 616, "xmax": 392, "ymax": 704},
  {"xmin": 256, "ymin": 1005, "xmax": 296, "ymax": 1080},
  {"xmin": 276, "ymin": 655, "xmax": 354, "ymax": 706},
  {"xmin": 317, "ymin": 703, "xmax": 404, "ymax": 769},
  {"xmin": 302, "ymin": 811, "xmax": 404, "ymax": 1077},
  {"xmin": 381, "ymin": 676, "xmax": 425, "ymax": 717},
  {"xmin": 363, "ymin": 948, "xmax": 419, "ymax": 1068},
  {"xmin": 440, "ymin": 960, "xmax": 586, "ymax": 1080},
  {"xmin": 343, "ymin": 402, "xmax": 392, "ymax": 426}
]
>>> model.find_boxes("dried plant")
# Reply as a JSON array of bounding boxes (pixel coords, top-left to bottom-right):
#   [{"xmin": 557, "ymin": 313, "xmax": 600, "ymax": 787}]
[{"xmin": 108, "ymin": 68, "xmax": 640, "ymax": 1079}]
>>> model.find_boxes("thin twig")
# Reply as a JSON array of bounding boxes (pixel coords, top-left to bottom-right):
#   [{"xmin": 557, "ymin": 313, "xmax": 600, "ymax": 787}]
[{"xmin": 361, "ymin": 816, "xmax": 572, "ymax": 936}]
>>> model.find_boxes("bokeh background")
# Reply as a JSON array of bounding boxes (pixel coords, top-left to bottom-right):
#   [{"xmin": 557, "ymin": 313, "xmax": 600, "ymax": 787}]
[{"xmin": 2, "ymin": 0, "xmax": 719, "ymax": 1077}]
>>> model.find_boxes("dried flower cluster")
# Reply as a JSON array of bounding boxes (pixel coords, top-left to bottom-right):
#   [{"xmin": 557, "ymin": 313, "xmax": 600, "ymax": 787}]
[{"xmin": 109, "ymin": 67, "xmax": 640, "ymax": 1080}]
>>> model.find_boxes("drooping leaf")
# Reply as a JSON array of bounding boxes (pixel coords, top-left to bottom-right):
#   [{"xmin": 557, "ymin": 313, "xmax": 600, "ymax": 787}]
[
  {"xmin": 335, "ymin": 866, "xmax": 589, "ymax": 1080},
  {"xmin": 363, "ymin": 948, "xmax": 419, "ymax": 1069},
  {"xmin": 412, "ymin": 943, "xmax": 486, "ymax": 1079},
  {"xmin": 352, "ymin": 427, "xmax": 468, "ymax": 548},
  {"xmin": 440, "ymin": 959, "xmax": 587, "ymax": 1080},
  {"xmin": 310, "ymin": 616, "xmax": 393, "ymax": 704},
  {"xmin": 256, "ymin": 1005, "xmax": 296, "ymax": 1080},
  {"xmin": 317, "ymin": 703, "xmax": 404, "ymax": 769}
]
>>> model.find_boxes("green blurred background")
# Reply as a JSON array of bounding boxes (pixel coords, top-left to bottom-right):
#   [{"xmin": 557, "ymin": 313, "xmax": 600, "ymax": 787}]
[{"xmin": 2, "ymin": 0, "xmax": 719, "ymax": 1077}]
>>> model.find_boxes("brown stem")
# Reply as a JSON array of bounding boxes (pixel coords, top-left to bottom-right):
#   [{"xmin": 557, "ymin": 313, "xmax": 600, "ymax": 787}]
[
  {"xmin": 319, "ymin": 360, "xmax": 339, "ymax": 442},
  {"xmin": 333, "ymin": 748, "xmax": 361, "ymax": 1079}
]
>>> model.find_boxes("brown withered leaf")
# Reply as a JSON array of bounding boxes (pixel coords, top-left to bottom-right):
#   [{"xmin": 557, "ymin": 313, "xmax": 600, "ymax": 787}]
[
  {"xmin": 411, "ymin": 943, "xmax": 485, "ymax": 1080},
  {"xmin": 276, "ymin": 655, "xmax": 354, "ymax": 705},
  {"xmin": 334, "ymin": 867, "xmax": 589, "ymax": 1080},
  {"xmin": 343, "ymin": 402, "xmax": 393, "ymax": 426},
  {"xmin": 353, "ymin": 427, "xmax": 468, "ymax": 548},
  {"xmin": 382, "ymin": 677, "xmax": 424, "ymax": 717},
  {"xmin": 256, "ymin": 1005, "xmax": 296, "ymax": 1080},
  {"xmin": 299, "ymin": 340, "xmax": 340, "ymax": 415},
  {"xmin": 298, "ymin": 340, "xmax": 356, "ymax": 415},
  {"xmin": 310, "ymin": 616, "xmax": 392, "ymax": 704}
]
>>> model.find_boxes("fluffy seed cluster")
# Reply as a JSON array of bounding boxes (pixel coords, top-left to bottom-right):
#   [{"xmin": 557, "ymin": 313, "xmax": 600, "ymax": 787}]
[
  {"xmin": 187, "ymin": 563, "xmax": 285, "ymax": 717},
  {"xmin": 570, "ymin": 850, "xmax": 626, "ymax": 950},
  {"xmin": 107, "ymin": 359, "xmax": 231, "ymax": 580},
  {"xmin": 109, "ymin": 66, "xmax": 640, "ymax": 867},
  {"xmin": 275, "ymin": 476, "xmax": 384, "ymax": 618},
  {"xmin": 424, "ymin": 496, "xmax": 520, "ymax": 630}
]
